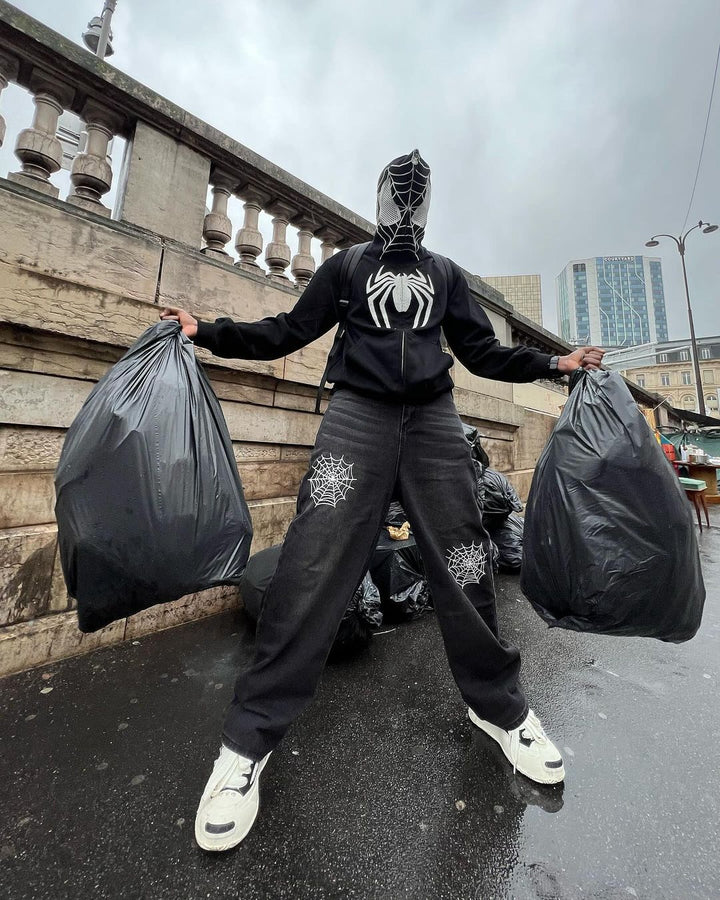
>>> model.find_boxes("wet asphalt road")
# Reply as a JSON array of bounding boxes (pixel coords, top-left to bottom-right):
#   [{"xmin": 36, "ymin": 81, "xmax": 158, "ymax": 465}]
[{"xmin": 1, "ymin": 510, "xmax": 719, "ymax": 900}]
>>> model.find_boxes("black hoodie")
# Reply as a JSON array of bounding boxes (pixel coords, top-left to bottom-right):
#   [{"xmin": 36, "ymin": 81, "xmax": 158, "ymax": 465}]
[{"xmin": 193, "ymin": 237, "xmax": 557, "ymax": 404}]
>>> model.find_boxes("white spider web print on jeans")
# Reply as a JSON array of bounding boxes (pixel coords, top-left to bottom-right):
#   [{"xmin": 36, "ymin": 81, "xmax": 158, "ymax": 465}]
[
  {"xmin": 308, "ymin": 453, "xmax": 357, "ymax": 508},
  {"xmin": 446, "ymin": 541, "xmax": 488, "ymax": 587}
]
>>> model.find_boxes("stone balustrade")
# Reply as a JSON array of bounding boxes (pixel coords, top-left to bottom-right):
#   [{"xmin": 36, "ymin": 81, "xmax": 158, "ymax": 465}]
[
  {"xmin": 0, "ymin": 0, "xmax": 570, "ymax": 327},
  {"xmin": 0, "ymin": 1, "xmax": 379, "ymax": 292}
]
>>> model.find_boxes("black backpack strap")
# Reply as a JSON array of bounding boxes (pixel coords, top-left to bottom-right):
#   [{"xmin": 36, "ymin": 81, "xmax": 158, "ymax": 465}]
[
  {"xmin": 315, "ymin": 242, "xmax": 370, "ymax": 414},
  {"xmin": 431, "ymin": 251, "xmax": 454, "ymax": 287},
  {"xmin": 431, "ymin": 252, "xmax": 454, "ymax": 352}
]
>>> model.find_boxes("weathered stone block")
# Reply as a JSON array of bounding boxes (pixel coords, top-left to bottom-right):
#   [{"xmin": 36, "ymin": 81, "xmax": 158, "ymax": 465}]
[
  {"xmin": 248, "ymin": 497, "xmax": 296, "ymax": 552},
  {"xmin": 220, "ymin": 400, "xmax": 319, "ymax": 447},
  {"xmin": 0, "ymin": 183, "xmax": 161, "ymax": 302},
  {"xmin": 0, "ymin": 265, "xmax": 160, "ymax": 349},
  {"xmin": 280, "ymin": 446, "xmax": 311, "ymax": 462},
  {"xmin": 0, "ymin": 471, "xmax": 55, "ymax": 528},
  {"xmin": 455, "ymin": 386, "xmax": 522, "ymax": 428},
  {"xmin": 209, "ymin": 377, "xmax": 275, "ymax": 408},
  {"xmin": 513, "ymin": 408, "xmax": 558, "ymax": 472},
  {"xmin": 0, "ymin": 611, "xmax": 126, "ymax": 677},
  {"xmin": 0, "ymin": 426, "xmax": 65, "ymax": 472},
  {"xmin": 283, "ymin": 338, "xmax": 334, "ymax": 388},
  {"xmin": 452, "ymin": 360, "xmax": 513, "ymax": 402},
  {"xmin": 115, "ymin": 121, "xmax": 211, "ymax": 247},
  {"xmin": 0, "ymin": 327, "xmax": 120, "ymax": 383},
  {"xmin": 160, "ymin": 244, "xmax": 289, "ymax": 322},
  {"xmin": 233, "ymin": 442, "xmax": 281, "ymax": 464},
  {"xmin": 240, "ymin": 460, "xmax": 308, "ymax": 501},
  {"xmin": 0, "ymin": 369, "xmax": 92, "ymax": 429},
  {"xmin": 123, "ymin": 586, "xmax": 240, "ymax": 640},
  {"xmin": 0, "ymin": 525, "xmax": 57, "ymax": 626}
]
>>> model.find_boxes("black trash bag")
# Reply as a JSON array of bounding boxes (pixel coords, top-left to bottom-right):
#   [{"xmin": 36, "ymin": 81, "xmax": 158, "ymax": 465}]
[
  {"xmin": 55, "ymin": 321, "xmax": 253, "ymax": 633},
  {"xmin": 370, "ymin": 544, "xmax": 432, "ymax": 622},
  {"xmin": 480, "ymin": 468, "xmax": 523, "ymax": 527},
  {"xmin": 240, "ymin": 546, "xmax": 382, "ymax": 660},
  {"xmin": 463, "ymin": 422, "xmax": 490, "ymax": 469},
  {"xmin": 329, "ymin": 573, "xmax": 383, "ymax": 662},
  {"xmin": 238, "ymin": 544, "xmax": 280, "ymax": 622},
  {"xmin": 489, "ymin": 512, "xmax": 524, "ymax": 572},
  {"xmin": 385, "ymin": 500, "xmax": 409, "ymax": 529},
  {"xmin": 354, "ymin": 571, "xmax": 384, "ymax": 630},
  {"xmin": 472, "ymin": 459, "xmax": 487, "ymax": 508},
  {"xmin": 488, "ymin": 538, "xmax": 500, "ymax": 574},
  {"xmin": 521, "ymin": 369, "xmax": 705, "ymax": 642}
]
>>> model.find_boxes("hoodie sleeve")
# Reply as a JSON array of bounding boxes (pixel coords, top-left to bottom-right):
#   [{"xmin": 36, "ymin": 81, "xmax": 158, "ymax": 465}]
[
  {"xmin": 442, "ymin": 261, "xmax": 557, "ymax": 382},
  {"xmin": 193, "ymin": 253, "xmax": 342, "ymax": 360}
]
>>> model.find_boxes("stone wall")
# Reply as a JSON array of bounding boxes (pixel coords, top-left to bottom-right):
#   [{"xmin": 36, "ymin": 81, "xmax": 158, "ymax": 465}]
[{"xmin": 0, "ymin": 179, "xmax": 560, "ymax": 676}]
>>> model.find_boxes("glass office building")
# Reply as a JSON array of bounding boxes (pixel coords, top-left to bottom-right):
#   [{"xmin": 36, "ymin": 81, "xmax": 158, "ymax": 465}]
[{"xmin": 555, "ymin": 256, "xmax": 669, "ymax": 347}]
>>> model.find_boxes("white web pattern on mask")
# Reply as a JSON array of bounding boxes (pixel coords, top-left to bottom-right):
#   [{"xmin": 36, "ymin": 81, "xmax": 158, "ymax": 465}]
[
  {"xmin": 376, "ymin": 154, "xmax": 431, "ymax": 256},
  {"xmin": 309, "ymin": 454, "xmax": 356, "ymax": 508},
  {"xmin": 446, "ymin": 541, "xmax": 487, "ymax": 587}
]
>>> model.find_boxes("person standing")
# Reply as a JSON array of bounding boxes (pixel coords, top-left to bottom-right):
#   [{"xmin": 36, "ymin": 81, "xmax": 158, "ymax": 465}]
[{"xmin": 162, "ymin": 150, "xmax": 604, "ymax": 852}]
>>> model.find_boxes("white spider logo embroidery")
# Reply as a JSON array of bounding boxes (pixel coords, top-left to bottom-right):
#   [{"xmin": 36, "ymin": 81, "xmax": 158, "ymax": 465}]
[
  {"xmin": 309, "ymin": 454, "xmax": 356, "ymax": 508},
  {"xmin": 365, "ymin": 267, "xmax": 435, "ymax": 329},
  {"xmin": 447, "ymin": 541, "xmax": 488, "ymax": 588}
]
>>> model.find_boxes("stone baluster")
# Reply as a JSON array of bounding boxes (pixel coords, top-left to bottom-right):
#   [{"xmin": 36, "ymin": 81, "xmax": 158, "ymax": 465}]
[
  {"xmin": 320, "ymin": 238, "xmax": 337, "ymax": 263},
  {"xmin": 9, "ymin": 77, "xmax": 73, "ymax": 198},
  {"xmin": 291, "ymin": 218, "xmax": 316, "ymax": 288},
  {"xmin": 67, "ymin": 102, "xmax": 121, "ymax": 217},
  {"xmin": 264, "ymin": 202, "xmax": 295, "ymax": 281},
  {"xmin": 202, "ymin": 173, "xmax": 236, "ymax": 260},
  {"xmin": 234, "ymin": 189, "xmax": 268, "ymax": 270},
  {"xmin": 317, "ymin": 228, "xmax": 341, "ymax": 264},
  {"xmin": 0, "ymin": 53, "xmax": 20, "ymax": 149}
]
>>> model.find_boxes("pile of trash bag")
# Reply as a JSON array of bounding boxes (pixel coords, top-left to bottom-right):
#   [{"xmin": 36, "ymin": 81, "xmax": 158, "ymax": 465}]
[
  {"xmin": 521, "ymin": 369, "xmax": 705, "ymax": 642},
  {"xmin": 240, "ymin": 544, "xmax": 383, "ymax": 660},
  {"xmin": 55, "ymin": 322, "xmax": 253, "ymax": 633},
  {"xmin": 240, "ymin": 499, "xmax": 433, "ymax": 657},
  {"xmin": 463, "ymin": 423, "xmax": 490, "ymax": 469},
  {"xmin": 490, "ymin": 511, "xmax": 524, "ymax": 573},
  {"xmin": 369, "ymin": 501, "xmax": 433, "ymax": 622},
  {"xmin": 480, "ymin": 468, "xmax": 524, "ymax": 528},
  {"xmin": 462, "ymin": 423, "xmax": 525, "ymax": 571},
  {"xmin": 369, "ymin": 543, "xmax": 431, "ymax": 623}
]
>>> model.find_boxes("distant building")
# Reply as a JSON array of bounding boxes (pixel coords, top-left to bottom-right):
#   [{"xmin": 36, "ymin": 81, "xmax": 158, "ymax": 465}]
[
  {"xmin": 555, "ymin": 256, "xmax": 669, "ymax": 348},
  {"xmin": 603, "ymin": 336, "xmax": 720, "ymax": 414},
  {"xmin": 484, "ymin": 274, "xmax": 543, "ymax": 326}
]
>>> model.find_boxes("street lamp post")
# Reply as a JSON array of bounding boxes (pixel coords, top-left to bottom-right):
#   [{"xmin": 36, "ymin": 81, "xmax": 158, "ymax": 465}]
[
  {"xmin": 645, "ymin": 220, "xmax": 718, "ymax": 417},
  {"xmin": 82, "ymin": 0, "xmax": 117, "ymax": 59}
]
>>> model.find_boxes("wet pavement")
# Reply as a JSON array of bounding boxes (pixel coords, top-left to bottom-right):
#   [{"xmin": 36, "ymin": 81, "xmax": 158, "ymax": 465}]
[{"xmin": 2, "ymin": 511, "xmax": 719, "ymax": 900}]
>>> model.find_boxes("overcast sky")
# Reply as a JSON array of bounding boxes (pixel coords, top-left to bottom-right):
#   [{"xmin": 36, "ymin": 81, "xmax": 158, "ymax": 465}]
[{"xmin": 3, "ymin": 0, "xmax": 719, "ymax": 340}]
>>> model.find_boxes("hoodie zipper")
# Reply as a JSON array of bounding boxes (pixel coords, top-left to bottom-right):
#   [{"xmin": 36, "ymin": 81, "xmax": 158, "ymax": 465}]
[{"xmin": 401, "ymin": 331, "xmax": 406, "ymax": 384}]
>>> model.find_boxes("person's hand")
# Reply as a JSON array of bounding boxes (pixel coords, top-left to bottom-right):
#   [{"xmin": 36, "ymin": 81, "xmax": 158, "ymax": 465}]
[
  {"xmin": 557, "ymin": 346, "xmax": 604, "ymax": 373},
  {"xmin": 160, "ymin": 306, "xmax": 198, "ymax": 339}
]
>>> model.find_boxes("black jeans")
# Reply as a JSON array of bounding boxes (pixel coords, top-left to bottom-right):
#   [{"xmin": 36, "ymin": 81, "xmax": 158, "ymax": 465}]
[{"xmin": 223, "ymin": 389, "xmax": 528, "ymax": 760}]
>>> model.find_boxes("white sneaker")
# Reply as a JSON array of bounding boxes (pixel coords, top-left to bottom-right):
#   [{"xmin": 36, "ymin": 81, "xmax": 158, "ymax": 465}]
[
  {"xmin": 195, "ymin": 746, "xmax": 271, "ymax": 851},
  {"xmin": 468, "ymin": 708, "xmax": 565, "ymax": 784}
]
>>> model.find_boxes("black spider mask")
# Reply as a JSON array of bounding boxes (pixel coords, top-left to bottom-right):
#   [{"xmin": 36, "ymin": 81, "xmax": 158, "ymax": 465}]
[{"xmin": 375, "ymin": 149, "xmax": 431, "ymax": 258}]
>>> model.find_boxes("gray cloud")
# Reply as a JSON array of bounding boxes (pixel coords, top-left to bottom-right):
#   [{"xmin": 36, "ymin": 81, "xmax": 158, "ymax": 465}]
[{"xmin": 3, "ymin": 0, "xmax": 719, "ymax": 338}]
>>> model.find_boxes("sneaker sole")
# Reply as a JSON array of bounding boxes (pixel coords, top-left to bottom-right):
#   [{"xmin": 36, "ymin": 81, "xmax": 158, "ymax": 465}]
[
  {"xmin": 195, "ymin": 754, "xmax": 270, "ymax": 852},
  {"xmin": 468, "ymin": 708, "xmax": 565, "ymax": 785}
]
